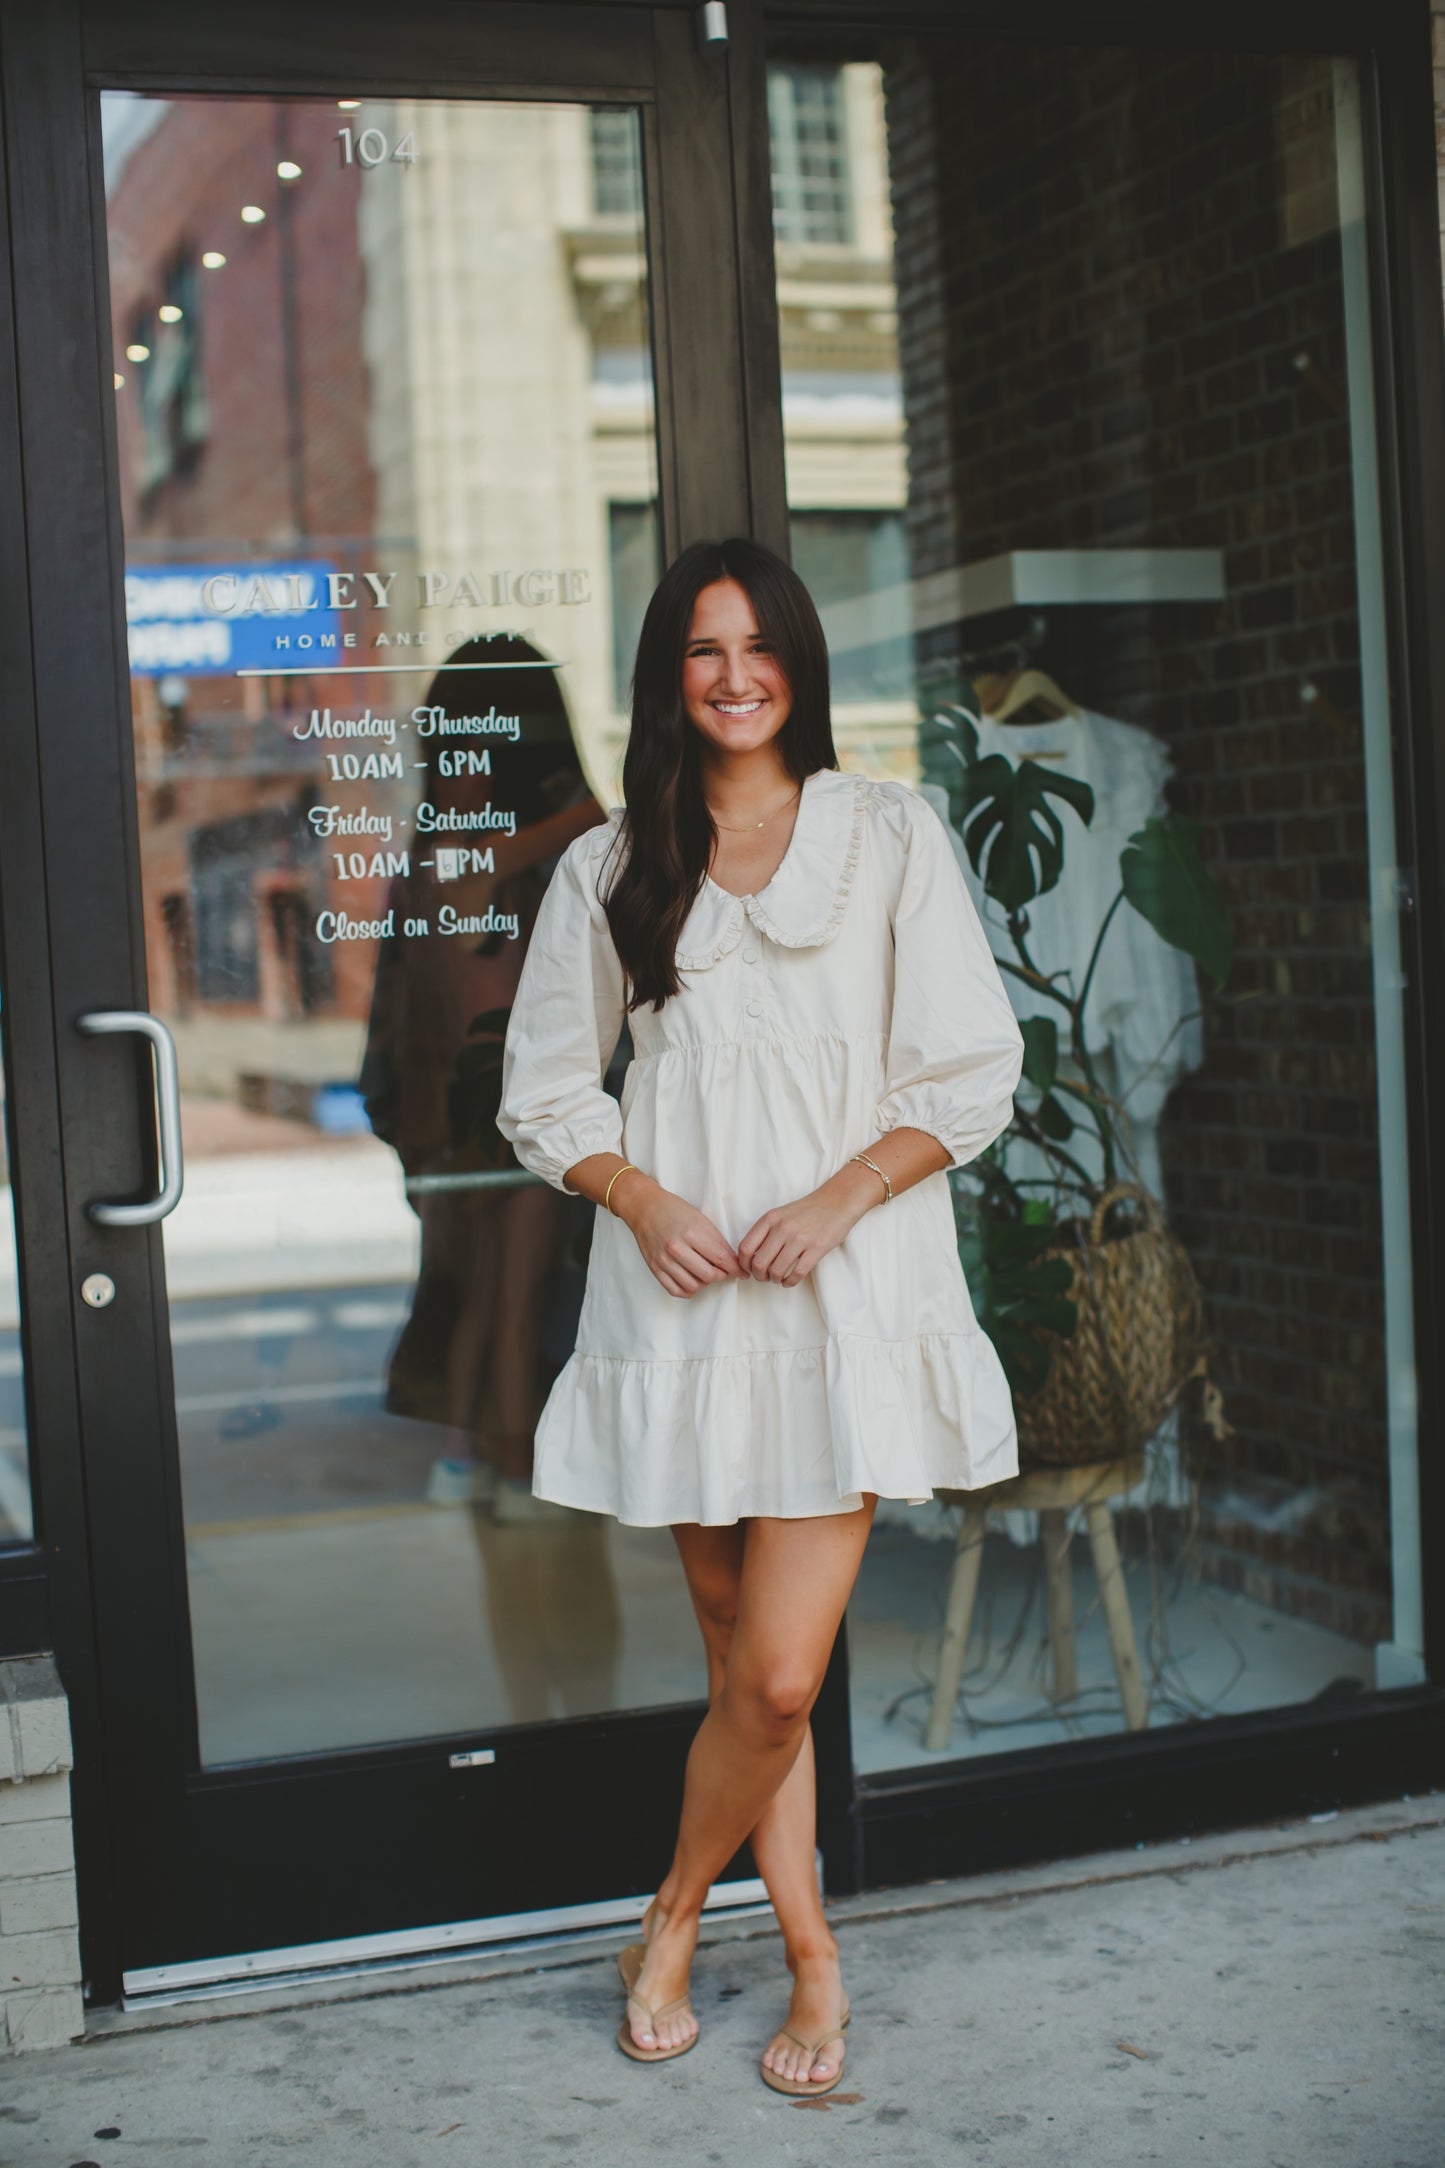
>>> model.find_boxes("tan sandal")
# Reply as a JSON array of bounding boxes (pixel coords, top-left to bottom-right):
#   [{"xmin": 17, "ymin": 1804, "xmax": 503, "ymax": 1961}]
[
  {"xmin": 759, "ymin": 2002, "xmax": 851, "ymax": 2097},
  {"xmin": 615, "ymin": 1941, "xmax": 698, "ymax": 2064}
]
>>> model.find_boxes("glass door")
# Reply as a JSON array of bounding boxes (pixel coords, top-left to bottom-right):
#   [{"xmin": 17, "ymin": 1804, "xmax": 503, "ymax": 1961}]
[
  {"xmin": 104, "ymin": 84, "xmax": 687, "ymax": 1774},
  {"xmin": 3, "ymin": 0, "xmax": 790, "ymax": 1998}
]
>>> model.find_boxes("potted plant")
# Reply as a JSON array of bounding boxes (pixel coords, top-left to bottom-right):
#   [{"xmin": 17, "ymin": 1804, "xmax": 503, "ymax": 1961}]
[{"xmin": 923, "ymin": 698, "xmax": 1234, "ymax": 1464}]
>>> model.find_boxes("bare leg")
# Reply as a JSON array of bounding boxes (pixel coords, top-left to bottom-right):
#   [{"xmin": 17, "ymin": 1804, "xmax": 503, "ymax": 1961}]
[
  {"xmin": 625, "ymin": 1502, "xmax": 876, "ymax": 2058},
  {"xmin": 664, "ymin": 1524, "xmax": 850, "ymax": 2081}
]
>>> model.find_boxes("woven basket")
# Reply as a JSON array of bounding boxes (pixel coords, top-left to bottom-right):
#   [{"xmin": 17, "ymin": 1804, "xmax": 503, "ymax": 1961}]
[{"xmin": 1014, "ymin": 1183, "xmax": 1207, "ymax": 1469}]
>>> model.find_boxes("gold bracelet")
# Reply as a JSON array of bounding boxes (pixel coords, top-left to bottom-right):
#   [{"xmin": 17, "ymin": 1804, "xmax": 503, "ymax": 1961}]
[
  {"xmin": 604, "ymin": 1162, "xmax": 640, "ymax": 1215},
  {"xmin": 849, "ymin": 1151, "xmax": 892, "ymax": 1203}
]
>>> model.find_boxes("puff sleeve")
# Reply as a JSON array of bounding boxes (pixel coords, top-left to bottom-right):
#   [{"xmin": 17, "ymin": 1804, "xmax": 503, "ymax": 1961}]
[
  {"xmin": 873, "ymin": 788, "xmax": 1025, "ymax": 1169},
  {"xmin": 496, "ymin": 831, "xmax": 629, "ymax": 1191}
]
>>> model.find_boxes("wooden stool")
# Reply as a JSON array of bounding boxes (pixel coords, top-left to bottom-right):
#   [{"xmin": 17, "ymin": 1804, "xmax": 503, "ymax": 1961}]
[{"xmin": 924, "ymin": 1456, "xmax": 1149, "ymax": 1753}]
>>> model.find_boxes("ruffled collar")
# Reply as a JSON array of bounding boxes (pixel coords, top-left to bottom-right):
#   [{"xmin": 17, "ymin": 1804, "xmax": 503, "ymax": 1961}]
[{"xmin": 671, "ymin": 767, "xmax": 866, "ymax": 970}]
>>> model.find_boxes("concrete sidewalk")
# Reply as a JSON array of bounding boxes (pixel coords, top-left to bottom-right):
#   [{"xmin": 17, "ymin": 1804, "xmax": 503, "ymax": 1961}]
[{"xmin": 1, "ymin": 1795, "xmax": 1440, "ymax": 2168}]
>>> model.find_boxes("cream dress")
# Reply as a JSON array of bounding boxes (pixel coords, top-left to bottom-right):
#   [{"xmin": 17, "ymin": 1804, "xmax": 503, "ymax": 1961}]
[{"xmin": 496, "ymin": 765, "xmax": 1026, "ymax": 1526}]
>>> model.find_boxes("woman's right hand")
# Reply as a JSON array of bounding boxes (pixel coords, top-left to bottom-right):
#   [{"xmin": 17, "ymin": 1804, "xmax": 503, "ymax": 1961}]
[{"xmin": 613, "ymin": 1173, "xmax": 743, "ymax": 1299}]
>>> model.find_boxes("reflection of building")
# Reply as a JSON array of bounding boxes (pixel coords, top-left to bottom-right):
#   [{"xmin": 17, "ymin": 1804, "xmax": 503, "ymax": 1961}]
[
  {"xmin": 771, "ymin": 64, "xmax": 913, "ymax": 771},
  {"xmin": 107, "ymin": 97, "xmax": 386, "ymax": 1065},
  {"xmin": 105, "ymin": 72, "xmax": 912, "ymax": 1075}
]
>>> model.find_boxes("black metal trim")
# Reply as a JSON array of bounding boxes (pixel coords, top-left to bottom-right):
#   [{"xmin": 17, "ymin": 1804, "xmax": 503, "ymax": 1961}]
[
  {"xmin": 0, "ymin": 1555, "xmax": 53, "ymax": 1658},
  {"xmin": 722, "ymin": 0, "xmax": 789, "ymax": 554},
  {"xmin": 0, "ymin": 0, "xmax": 127, "ymax": 2003},
  {"xmin": 82, "ymin": 2, "xmax": 657, "ymax": 95},
  {"xmin": 1366, "ymin": 4, "xmax": 1445, "ymax": 1687},
  {"xmin": 766, "ymin": 0, "xmax": 1374, "ymax": 53},
  {"xmin": 649, "ymin": 5, "xmax": 755, "ymax": 542},
  {"xmin": 858, "ymin": 1686, "xmax": 1445, "ymax": 1889}
]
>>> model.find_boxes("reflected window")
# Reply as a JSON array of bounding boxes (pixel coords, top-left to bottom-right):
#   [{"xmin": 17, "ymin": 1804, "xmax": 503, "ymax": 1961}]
[
  {"xmin": 769, "ymin": 64, "xmax": 851, "ymax": 246},
  {"xmin": 790, "ymin": 509, "xmax": 908, "ymax": 699},
  {"xmin": 607, "ymin": 501, "xmax": 659, "ymax": 712},
  {"xmin": 590, "ymin": 108, "xmax": 644, "ymax": 220},
  {"xmin": 133, "ymin": 252, "xmax": 208, "ymax": 491}
]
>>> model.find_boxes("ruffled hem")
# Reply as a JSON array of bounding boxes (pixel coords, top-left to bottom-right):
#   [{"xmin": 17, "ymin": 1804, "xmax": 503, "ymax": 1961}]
[{"xmin": 530, "ymin": 1328, "xmax": 1019, "ymax": 1527}]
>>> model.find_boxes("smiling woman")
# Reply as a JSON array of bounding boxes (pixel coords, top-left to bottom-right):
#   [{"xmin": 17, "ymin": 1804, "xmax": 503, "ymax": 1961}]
[
  {"xmin": 496, "ymin": 536, "xmax": 1025, "ymax": 2088},
  {"xmin": 599, "ymin": 538, "xmax": 836, "ymax": 1010}
]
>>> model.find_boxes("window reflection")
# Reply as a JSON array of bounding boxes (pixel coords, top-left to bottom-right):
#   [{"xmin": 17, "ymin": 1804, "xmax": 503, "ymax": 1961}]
[{"xmin": 766, "ymin": 45, "xmax": 1420, "ymax": 1768}]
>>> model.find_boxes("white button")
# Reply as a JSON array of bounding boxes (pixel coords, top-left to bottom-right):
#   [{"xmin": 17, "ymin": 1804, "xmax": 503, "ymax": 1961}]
[
  {"xmin": 746, "ymin": 1000, "xmax": 762, "ymax": 1019},
  {"xmin": 741, "ymin": 946, "xmax": 759, "ymax": 964}
]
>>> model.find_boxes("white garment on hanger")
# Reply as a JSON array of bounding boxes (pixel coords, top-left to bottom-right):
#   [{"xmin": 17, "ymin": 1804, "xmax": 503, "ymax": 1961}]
[
  {"xmin": 932, "ymin": 704, "xmax": 1203, "ymax": 1200},
  {"xmin": 878, "ymin": 706, "xmax": 1202, "ymax": 1551}
]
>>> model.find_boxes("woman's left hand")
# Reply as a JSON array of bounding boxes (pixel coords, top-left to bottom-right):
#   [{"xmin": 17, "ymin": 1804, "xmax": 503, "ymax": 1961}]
[{"xmin": 737, "ymin": 1166, "xmax": 879, "ymax": 1286}]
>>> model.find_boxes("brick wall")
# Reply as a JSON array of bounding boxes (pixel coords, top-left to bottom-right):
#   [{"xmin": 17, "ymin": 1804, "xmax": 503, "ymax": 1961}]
[
  {"xmin": 0, "ymin": 1659, "xmax": 83, "ymax": 2054},
  {"xmin": 886, "ymin": 43, "xmax": 1391, "ymax": 1640}
]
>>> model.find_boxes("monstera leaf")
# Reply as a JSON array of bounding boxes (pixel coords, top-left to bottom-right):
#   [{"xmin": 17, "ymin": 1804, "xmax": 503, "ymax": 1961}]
[
  {"xmin": 920, "ymin": 701, "xmax": 1094, "ymax": 912},
  {"xmin": 963, "ymin": 757, "xmax": 1095, "ymax": 914},
  {"xmin": 1018, "ymin": 1016, "xmax": 1058, "ymax": 1092},
  {"xmin": 919, "ymin": 702, "xmax": 982, "ymax": 828},
  {"xmin": 1121, "ymin": 817, "xmax": 1233, "ymax": 991}
]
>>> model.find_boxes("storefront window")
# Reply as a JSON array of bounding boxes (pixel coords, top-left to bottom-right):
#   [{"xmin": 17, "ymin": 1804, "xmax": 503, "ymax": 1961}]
[
  {"xmin": 0, "ymin": 1021, "xmax": 31, "ymax": 1545},
  {"xmin": 103, "ymin": 89, "xmax": 704, "ymax": 1764},
  {"xmin": 766, "ymin": 40, "xmax": 1424, "ymax": 1770}
]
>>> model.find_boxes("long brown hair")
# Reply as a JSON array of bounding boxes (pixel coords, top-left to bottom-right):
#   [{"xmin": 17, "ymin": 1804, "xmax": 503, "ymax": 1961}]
[{"xmin": 602, "ymin": 537, "xmax": 837, "ymax": 1010}]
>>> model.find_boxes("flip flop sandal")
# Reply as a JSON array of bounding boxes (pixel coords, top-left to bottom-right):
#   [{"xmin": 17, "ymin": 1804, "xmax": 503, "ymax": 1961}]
[
  {"xmin": 615, "ymin": 1941, "xmax": 698, "ymax": 2064},
  {"xmin": 759, "ymin": 2003, "xmax": 851, "ymax": 2098}
]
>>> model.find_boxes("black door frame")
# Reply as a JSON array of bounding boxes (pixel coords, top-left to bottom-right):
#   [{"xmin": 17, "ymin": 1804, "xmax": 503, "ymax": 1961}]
[
  {"xmin": 762, "ymin": 0, "xmax": 1445, "ymax": 1885},
  {"xmin": 0, "ymin": 0, "xmax": 849, "ymax": 2008}
]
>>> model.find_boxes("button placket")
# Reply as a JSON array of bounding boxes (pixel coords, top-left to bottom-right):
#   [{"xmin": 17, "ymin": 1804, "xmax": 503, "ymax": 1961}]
[{"xmin": 742, "ymin": 906, "xmax": 765, "ymax": 1024}]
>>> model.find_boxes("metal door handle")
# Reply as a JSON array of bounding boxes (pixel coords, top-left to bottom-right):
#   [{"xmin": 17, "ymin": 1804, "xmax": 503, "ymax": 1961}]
[{"xmin": 77, "ymin": 1010, "xmax": 185, "ymax": 1225}]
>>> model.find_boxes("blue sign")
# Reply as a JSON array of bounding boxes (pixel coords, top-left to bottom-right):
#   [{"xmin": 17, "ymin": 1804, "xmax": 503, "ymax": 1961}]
[{"xmin": 125, "ymin": 560, "xmax": 342, "ymax": 677}]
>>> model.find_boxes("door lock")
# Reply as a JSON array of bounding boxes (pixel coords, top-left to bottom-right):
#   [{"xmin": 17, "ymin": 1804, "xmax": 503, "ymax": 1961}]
[{"xmin": 81, "ymin": 1273, "xmax": 117, "ymax": 1309}]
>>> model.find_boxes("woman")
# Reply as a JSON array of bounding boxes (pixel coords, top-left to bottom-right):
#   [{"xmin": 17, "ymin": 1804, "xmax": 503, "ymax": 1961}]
[
  {"xmin": 360, "ymin": 635, "xmax": 602, "ymax": 1514},
  {"xmin": 497, "ymin": 538, "xmax": 1024, "ymax": 2096}
]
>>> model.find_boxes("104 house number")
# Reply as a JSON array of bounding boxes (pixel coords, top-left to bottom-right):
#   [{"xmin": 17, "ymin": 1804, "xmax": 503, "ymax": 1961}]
[{"xmin": 337, "ymin": 125, "xmax": 418, "ymax": 167}]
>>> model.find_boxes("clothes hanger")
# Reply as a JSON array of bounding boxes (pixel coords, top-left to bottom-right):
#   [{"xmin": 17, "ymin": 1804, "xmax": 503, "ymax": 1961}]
[
  {"xmin": 986, "ymin": 667, "xmax": 1082, "ymax": 723},
  {"xmin": 976, "ymin": 666, "xmax": 1082, "ymax": 757}
]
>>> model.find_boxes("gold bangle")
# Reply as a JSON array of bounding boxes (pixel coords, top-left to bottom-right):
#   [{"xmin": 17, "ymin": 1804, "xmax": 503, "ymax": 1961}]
[
  {"xmin": 604, "ymin": 1162, "xmax": 640, "ymax": 1215},
  {"xmin": 849, "ymin": 1151, "xmax": 892, "ymax": 1203}
]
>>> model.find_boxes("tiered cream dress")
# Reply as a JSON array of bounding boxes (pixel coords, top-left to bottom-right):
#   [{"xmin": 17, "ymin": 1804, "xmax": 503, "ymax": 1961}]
[{"xmin": 496, "ymin": 765, "xmax": 1025, "ymax": 1526}]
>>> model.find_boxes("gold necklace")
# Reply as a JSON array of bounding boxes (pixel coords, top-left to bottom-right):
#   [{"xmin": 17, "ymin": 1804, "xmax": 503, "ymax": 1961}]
[{"xmin": 709, "ymin": 787, "xmax": 800, "ymax": 834}]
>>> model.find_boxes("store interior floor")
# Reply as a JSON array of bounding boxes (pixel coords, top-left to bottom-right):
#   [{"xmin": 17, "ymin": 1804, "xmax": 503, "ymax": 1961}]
[
  {"xmin": 166, "ymin": 1278, "xmax": 1375, "ymax": 1772},
  {"xmin": 189, "ymin": 1502, "xmax": 1375, "ymax": 1772},
  {"xmin": 0, "ymin": 1258, "xmax": 1376, "ymax": 1774}
]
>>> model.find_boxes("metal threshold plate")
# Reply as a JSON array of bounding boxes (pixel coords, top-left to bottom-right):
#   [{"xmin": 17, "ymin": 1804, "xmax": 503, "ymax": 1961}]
[{"xmin": 122, "ymin": 1879, "xmax": 773, "ymax": 2008}]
